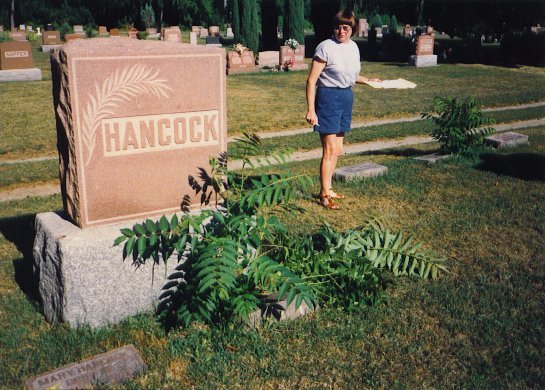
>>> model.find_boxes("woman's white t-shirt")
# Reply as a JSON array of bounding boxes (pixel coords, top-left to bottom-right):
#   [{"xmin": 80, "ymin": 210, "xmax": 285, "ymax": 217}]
[{"xmin": 314, "ymin": 37, "xmax": 361, "ymax": 88}]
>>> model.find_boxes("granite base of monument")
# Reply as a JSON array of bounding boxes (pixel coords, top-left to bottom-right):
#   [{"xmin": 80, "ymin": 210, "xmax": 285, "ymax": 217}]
[
  {"xmin": 409, "ymin": 54, "xmax": 437, "ymax": 67},
  {"xmin": 333, "ymin": 163, "xmax": 388, "ymax": 181},
  {"xmin": 0, "ymin": 68, "xmax": 41, "ymax": 82},
  {"xmin": 41, "ymin": 44, "xmax": 62, "ymax": 53},
  {"xmin": 33, "ymin": 212, "xmax": 177, "ymax": 328}
]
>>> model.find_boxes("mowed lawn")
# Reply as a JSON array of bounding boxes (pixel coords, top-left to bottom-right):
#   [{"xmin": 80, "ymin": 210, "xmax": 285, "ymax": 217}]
[{"xmin": 1, "ymin": 41, "xmax": 545, "ymax": 162}]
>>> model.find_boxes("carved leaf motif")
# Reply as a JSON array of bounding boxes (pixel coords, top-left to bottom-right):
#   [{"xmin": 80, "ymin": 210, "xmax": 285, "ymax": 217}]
[{"xmin": 81, "ymin": 64, "xmax": 173, "ymax": 166}]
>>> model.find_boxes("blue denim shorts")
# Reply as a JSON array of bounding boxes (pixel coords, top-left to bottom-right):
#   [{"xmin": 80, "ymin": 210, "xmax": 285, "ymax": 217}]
[{"xmin": 313, "ymin": 86, "xmax": 354, "ymax": 134}]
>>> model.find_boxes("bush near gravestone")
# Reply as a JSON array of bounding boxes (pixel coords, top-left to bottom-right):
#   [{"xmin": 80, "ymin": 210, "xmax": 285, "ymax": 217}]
[{"xmin": 500, "ymin": 31, "xmax": 545, "ymax": 67}]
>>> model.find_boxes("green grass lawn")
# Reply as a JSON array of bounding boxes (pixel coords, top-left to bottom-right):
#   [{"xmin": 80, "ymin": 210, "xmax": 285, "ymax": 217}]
[
  {"xmin": 1, "ymin": 41, "xmax": 545, "ymax": 162},
  {"xmin": 1, "ymin": 126, "xmax": 544, "ymax": 388}
]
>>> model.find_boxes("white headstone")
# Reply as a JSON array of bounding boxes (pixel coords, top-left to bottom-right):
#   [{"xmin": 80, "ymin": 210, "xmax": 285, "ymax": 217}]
[{"xmin": 190, "ymin": 31, "xmax": 198, "ymax": 45}]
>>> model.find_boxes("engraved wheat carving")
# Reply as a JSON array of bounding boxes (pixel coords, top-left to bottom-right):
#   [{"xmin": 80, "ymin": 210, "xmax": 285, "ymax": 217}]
[{"xmin": 81, "ymin": 64, "xmax": 173, "ymax": 165}]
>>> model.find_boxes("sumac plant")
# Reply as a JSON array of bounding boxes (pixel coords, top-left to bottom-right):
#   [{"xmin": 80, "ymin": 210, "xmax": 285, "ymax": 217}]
[
  {"xmin": 116, "ymin": 132, "xmax": 447, "ymax": 328},
  {"xmin": 422, "ymin": 96, "xmax": 495, "ymax": 157}
]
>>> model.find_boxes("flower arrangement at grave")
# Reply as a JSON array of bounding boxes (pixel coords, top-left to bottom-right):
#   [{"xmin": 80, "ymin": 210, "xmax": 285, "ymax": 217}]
[
  {"xmin": 283, "ymin": 58, "xmax": 294, "ymax": 71},
  {"xmin": 233, "ymin": 43, "xmax": 247, "ymax": 55},
  {"xmin": 284, "ymin": 38, "xmax": 299, "ymax": 52}
]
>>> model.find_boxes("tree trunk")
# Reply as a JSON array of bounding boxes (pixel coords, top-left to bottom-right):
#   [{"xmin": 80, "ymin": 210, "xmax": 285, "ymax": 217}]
[
  {"xmin": 10, "ymin": 0, "xmax": 15, "ymax": 30},
  {"xmin": 261, "ymin": 0, "xmax": 279, "ymax": 51}
]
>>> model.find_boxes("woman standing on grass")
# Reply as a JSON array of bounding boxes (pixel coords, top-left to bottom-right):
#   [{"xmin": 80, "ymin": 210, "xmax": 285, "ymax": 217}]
[{"xmin": 306, "ymin": 8, "xmax": 381, "ymax": 209}]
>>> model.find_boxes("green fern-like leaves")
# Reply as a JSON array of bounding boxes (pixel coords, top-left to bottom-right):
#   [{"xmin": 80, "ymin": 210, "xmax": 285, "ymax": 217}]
[{"xmin": 422, "ymin": 96, "xmax": 495, "ymax": 156}]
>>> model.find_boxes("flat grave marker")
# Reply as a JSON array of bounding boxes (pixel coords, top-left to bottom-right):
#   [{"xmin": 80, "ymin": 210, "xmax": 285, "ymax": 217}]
[
  {"xmin": 25, "ymin": 345, "xmax": 146, "ymax": 389},
  {"xmin": 414, "ymin": 153, "xmax": 451, "ymax": 164},
  {"xmin": 333, "ymin": 163, "xmax": 388, "ymax": 181},
  {"xmin": 485, "ymin": 132, "xmax": 529, "ymax": 148}
]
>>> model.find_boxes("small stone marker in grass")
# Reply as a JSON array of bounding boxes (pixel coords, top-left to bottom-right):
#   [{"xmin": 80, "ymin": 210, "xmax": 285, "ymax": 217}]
[
  {"xmin": 25, "ymin": 345, "xmax": 146, "ymax": 390},
  {"xmin": 414, "ymin": 153, "xmax": 451, "ymax": 164},
  {"xmin": 485, "ymin": 132, "xmax": 529, "ymax": 148},
  {"xmin": 248, "ymin": 294, "xmax": 315, "ymax": 328},
  {"xmin": 333, "ymin": 163, "xmax": 388, "ymax": 181}
]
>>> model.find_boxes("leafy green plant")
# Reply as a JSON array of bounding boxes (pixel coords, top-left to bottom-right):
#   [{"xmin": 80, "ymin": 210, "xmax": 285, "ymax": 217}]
[
  {"xmin": 422, "ymin": 96, "xmax": 495, "ymax": 157},
  {"xmin": 116, "ymin": 133, "xmax": 315, "ymax": 328},
  {"xmin": 116, "ymin": 132, "xmax": 448, "ymax": 328}
]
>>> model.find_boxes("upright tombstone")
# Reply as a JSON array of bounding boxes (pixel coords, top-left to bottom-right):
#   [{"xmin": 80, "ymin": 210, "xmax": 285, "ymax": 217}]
[
  {"xmin": 191, "ymin": 25, "xmax": 200, "ymax": 34},
  {"xmin": 33, "ymin": 39, "xmax": 227, "ymax": 328},
  {"xmin": 258, "ymin": 51, "xmax": 280, "ymax": 68},
  {"xmin": 0, "ymin": 25, "xmax": 3, "ymax": 33},
  {"xmin": 209, "ymin": 26, "xmax": 220, "ymax": 36},
  {"xmin": 205, "ymin": 35, "xmax": 221, "ymax": 47},
  {"xmin": 225, "ymin": 27, "xmax": 234, "ymax": 39},
  {"xmin": 0, "ymin": 41, "xmax": 42, "ymax": 81},
  {"xmin": 190, "ymin": 31, "xmax": 198, "ymax": 45},
  {"xmin": 358, "ymin": 19, "xmax": 368, "ymax": 37},
  {"xmin": 163, "ymin": 27, "xmax": 182, "ymax": 42},
  {"xmin": 146, "ymin": 27, "xmax": 160, "ymax": 40},
  {"xmin": 73, "ymin": 25, "xmax": 85, "ymax": 36},
  {"xmin": 199, "ymin": 27, "xmax": 209, "ymax": 38},
  {"xmin": 279, "ymin": 45, "xmax": 308, "ymax": 71},
  {"xmin": 226, "ymin": 49, "xmax": 256, "ymax": 74},
  {"xmin": 42, "ymin": 30, "xmax": 62, "ymax": 53},
  {"xmin": 110, "ymin": 28, "xmax": 120, "ymax": 37},
  {"xmin": 98, "ymin": 26, "xmax": 109, "ymax": 37},
  {"xmin": 9, "ymin": 30, "xmax": 27, "ymax": 41},
  {"xmin": 409, "ymin": 34, "xmax": 437, "ymax": 67},
  {"xmin": 64, "ymin": 33, "xmax": 83, "ymax": 42}
]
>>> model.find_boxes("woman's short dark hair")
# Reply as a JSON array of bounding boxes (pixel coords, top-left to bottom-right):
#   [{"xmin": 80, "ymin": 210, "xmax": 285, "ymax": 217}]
[{"xmin": 333, "ymin": 8, "xmax": 358, "ymax": 37}]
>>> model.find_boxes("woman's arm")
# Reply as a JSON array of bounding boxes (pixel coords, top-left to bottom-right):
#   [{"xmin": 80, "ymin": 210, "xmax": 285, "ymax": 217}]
[
  {"xmin": 356, "ymin": 75, "xmax": 382, "ymax": 84},
  {"xmin": 306, "ymin": 59, "xmax": 326, "ymax": 126}
]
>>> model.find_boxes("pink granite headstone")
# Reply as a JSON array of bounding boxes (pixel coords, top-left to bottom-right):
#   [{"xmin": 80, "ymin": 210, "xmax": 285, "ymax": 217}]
[
  {"xmin": 226, "ymin": 50, "xmax": 256, "ymax": 74},
  {"xmin": 416, "ymin": 34, "xmax": 434, "ymax": 55},
  {"xmin": 279, "ymin": 45, "xmax": 307, "ymax": 71},
  {"xmin": 51, "ymin": 39, "xmax": 227, "ymax": 228},
  {"xmin": 163, "ymin": 27, "xmax": 182, "ymax": 42}
]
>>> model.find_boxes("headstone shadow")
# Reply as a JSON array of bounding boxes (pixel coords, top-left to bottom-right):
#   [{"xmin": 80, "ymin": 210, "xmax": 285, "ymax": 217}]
[
  {"xmin": 0, "ymin": 213, "xmax": 44, "ymax": 302},
  {"xmin": 358, "ymin": 147, "xmax": 437, "ymax": 158},
  {"xmin": 476, "ymin": 152, "xmax": 545, "ymax": 181}
]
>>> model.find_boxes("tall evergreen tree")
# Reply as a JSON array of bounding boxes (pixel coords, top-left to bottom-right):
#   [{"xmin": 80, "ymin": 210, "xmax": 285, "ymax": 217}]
[
  {"xmin": 241, "ymin": 0, "xmax": 259, "ymax": 55},
  {"xmin": 284, "ymin": 0, "xmax": 304, "ymax": 43},
  {"xmin": 310, "ymin": 0, "xmax": 341, "ymax": 44},
  {"xmin": 261, "ymin": 0, "xmax": 280, "ymax": 50},
  {"xmin": 232, "ymin": 0, "xmax": 241, "ymax": 43}
]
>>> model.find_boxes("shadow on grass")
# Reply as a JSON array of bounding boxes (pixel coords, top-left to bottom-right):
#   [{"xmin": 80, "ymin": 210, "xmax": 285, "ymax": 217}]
[
  {"xmin": 476, "ymin": 152, "xmax": 545, "ymax": 181},
  {"xmin": 356, "ymin": 147, "xmax": 438, "ymax": 158},
  {"xmin": 0, "ymin": 213, "xmax": 40, "ymax": 302}
]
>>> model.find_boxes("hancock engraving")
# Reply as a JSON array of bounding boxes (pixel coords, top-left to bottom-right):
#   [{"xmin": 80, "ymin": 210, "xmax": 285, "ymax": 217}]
[{"xmin": 81, "ymin": 64, "xmax": 173, "ymax": 166}]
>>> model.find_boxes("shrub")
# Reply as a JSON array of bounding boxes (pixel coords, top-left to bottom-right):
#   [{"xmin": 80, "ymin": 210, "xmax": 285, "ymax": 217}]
[
  {"xmin": 422, "ymin": 96, "xmax": 495, "ymax": 157},
  {"xmin": 370, "ymin": 13, "xmax": 383, "ymax": 29},
  {"xmin": 116, "ymin": 133, "xmax": 447, "ymax": 328},
  {"xmin": 389, "ymin": 15, "xmax": 398, "ymax": 34}
]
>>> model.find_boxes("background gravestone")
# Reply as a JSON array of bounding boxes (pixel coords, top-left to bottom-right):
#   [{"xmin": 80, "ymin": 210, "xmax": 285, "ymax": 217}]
[
  {"xmin": 42, "ymin": 30, "xmax": 62, "ymax": 52},
  {"xmin": 409, "ymin": 34, "xmax": 437, "ymax": 67},
  {"xmin": 279, "ymin": 45, "xmax": 308, "ymax": 70},
  {"xmin": 226, "ymin": 50, "xmax": 256, "ymax": 74},
  {"xmin": 8, "ymin": 30, "xmax": 27, "ymax": 41}
]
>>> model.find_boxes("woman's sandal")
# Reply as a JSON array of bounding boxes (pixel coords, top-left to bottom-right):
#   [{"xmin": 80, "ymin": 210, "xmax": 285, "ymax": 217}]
[
  {"xmin": 329, "ymin": 190, "xmax": 346, "ymax": 200},
  {"xmin": 318, "ymin": 194, "xmax": 340, "ymax": 210}
]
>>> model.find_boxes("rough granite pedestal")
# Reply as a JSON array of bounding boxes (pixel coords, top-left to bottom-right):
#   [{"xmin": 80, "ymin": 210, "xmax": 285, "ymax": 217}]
[
  {"xmin": 33, "ymin": 211, "xmax": 177, "ymax": 328},
  {"xmin": 0, "ymin": 68, "xmax": 41, "ymax": 82},
  {"xmin": 409, "ymin": 54, "xmax": 438, "ymax": 67}
]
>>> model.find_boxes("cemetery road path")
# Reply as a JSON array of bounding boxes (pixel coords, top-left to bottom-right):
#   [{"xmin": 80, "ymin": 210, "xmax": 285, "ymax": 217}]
[{"xmin": 2, "ymin": 103, "xmax": 545, "ymax": 203}]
